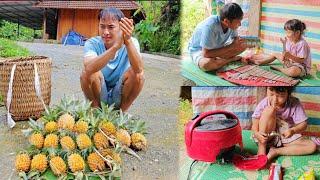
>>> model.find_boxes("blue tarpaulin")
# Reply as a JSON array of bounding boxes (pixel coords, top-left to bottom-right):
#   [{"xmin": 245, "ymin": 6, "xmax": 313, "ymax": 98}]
[{"xmin": 61, "ymin": 30, "xmax": 85, "ymax": 46}]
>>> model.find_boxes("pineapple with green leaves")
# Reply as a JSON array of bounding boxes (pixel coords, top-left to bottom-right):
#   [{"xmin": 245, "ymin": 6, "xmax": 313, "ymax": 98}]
[
  {"xmin": 114, "ymin": 110, "xmax": 131, "ymax": 146},
  {"xmin": 41, "ymin": 107, "xmax": 59, "ymax": 133},
  {"xmin": 56, "ymin": 96, "xmax": 76, "ymax": 131},
  {"xmin": 73, "ymin": 100, "xmax": 91, "ymax": 133},
  {"xmin": 26, "ymin": 119, "xmax": 45, "ymax": 149},
  {"xmin": 15, "ymin": 153, "xmax": 31, "ymax": 172},
  {"xmin": 98, "ymin": 103, "xmax": 118, "ymax": 136},
  {"xmin": 128, "ymin": 120, "xmax": 147, "ymax": 151}
]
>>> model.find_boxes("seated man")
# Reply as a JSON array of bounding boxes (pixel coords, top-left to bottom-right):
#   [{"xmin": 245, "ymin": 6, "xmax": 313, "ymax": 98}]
[
  {"xmin": 80, "ymin": 8, "xmax": 144, "ymax": 111},
  {"xmin": 188, "ymin": 3, "xmax": 248, "ymax": 71}
]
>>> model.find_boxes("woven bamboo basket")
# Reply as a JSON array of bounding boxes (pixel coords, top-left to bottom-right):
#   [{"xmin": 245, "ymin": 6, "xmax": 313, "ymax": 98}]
[{"xmin": 0, "ymin": 56, "xmax": 52, "ymax": 121}]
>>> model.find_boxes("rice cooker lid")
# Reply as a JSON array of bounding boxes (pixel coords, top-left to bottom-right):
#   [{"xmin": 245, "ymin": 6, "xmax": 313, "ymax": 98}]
[{"xmin": 195, "ymin": 113, "xmax": 238, "ymax": 131}]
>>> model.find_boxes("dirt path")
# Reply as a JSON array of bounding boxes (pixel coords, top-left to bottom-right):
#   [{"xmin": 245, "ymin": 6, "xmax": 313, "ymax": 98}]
[{"xmin": 0, "ymin": 42, "xmax": 182, "ymax": 179}]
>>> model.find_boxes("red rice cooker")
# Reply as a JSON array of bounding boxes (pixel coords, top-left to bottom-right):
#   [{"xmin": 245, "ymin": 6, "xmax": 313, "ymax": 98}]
[{"xmin": 185, "ymin": 110, "xmax": 243, "ymax": 163}]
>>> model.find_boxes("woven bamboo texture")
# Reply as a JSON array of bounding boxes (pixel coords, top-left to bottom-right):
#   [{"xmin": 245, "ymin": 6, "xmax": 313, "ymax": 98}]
[{"xmin": 0, "ymin": 56, "xmax": 51, "ymax": 121}]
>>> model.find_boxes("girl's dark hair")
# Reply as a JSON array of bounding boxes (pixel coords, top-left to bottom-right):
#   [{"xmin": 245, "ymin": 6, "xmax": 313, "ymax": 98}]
[
  {"xmin": 284, "ymin": 19, "xmax": 306, "ymax": 33},
  {"xmin": 220, "ymin": 3, "xmax": 243, "ymax": 22},
  {"xmin": 268, "ymin": 86, "xmax": 294, "ymax": 96},
  {"xmin": 98, "ymin": 7, "xmax": 124, "ymax": 21}
]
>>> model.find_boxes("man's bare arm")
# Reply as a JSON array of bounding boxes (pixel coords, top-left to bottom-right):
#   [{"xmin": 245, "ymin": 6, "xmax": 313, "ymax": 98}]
[
  {"xmin": 83, "ymin": 47, "xmax": 118, "ymax": 76},
  {"xmin": 125, "ymin": 39, "xmax": 143, "ymax": 73}
]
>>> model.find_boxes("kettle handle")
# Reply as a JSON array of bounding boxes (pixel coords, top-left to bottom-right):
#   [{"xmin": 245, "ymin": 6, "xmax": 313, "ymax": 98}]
[{"xmin": 185, "ymin": 110, "xmax": 239, "ymax": 146}]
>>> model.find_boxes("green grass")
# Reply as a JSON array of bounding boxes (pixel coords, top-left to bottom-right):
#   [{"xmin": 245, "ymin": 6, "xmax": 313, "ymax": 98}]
[
  {"xmin": 0, "ymin": 38, "xmax": 30, "ymax": 58},
  {"xmin": 178, "ymin": 99, "xmax": 193, "ymax": 144},
  {"xmin": 181, "ymin": 0, "xmax": 206, "ymax": 53}
]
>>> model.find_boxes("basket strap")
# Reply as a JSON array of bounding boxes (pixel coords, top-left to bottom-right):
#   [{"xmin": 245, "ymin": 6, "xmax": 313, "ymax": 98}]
[
  {"xmin": 6, "ymin": 64, "xmax": 16, "ymax": 128},
  {"xmin": 34, "ymin": 63, "xmax": 48, "ymax": 113}
]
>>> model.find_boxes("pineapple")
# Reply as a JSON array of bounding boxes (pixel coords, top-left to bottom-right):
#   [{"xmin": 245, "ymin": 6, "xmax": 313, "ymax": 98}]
[
  {"xmin": 76, "ymin": 133, "xmax": 92, "ymax": 149},
  {"xmin": 50, "ymin": 156, "xmax": 67, "ymax": 176},
  {"xmin": 44, "ymin": 134, "xmax": 59, "ymax": 148},
  {"xmin": 112, "ymin": 152, "xmax": 122, "ymax": 164},
  {"xmin": 15, "ymin": 153, "xmax": 30, "ymax": 172},
  {"xmin": 31, "ymin": 154, "xmax": 48, "ymax": 172},
  {"xmin": 57, "ymin": 113, "xmax": 75, "ymax": 131},
  {"xmin": 131, "ymin": 133, "xmax": 147, "ymax": 151},
  {"xmin": 116, "ymin": 129, "xmax": 131, "ymax": 146},
  {"xmin": 60, "ymin": 136, "xmax": 75, "ymax": 151},
  {"xmin": 100, "ymin": 121, "xmax": 117, "ymax": 136},
  {"xmin": 93, "ymin": 132, "xmax": 109, "ymax": 149},
  {"xmin": 74, "ymin": 120, "xmax": 88, "ymax": 133},
  {"xmin": 29, "ymin": 133, "xmax": 44, "ymax": 149},
  {"xmin": 45, "ymin": 121, "xmax": 58, "ymax": 133},
  {"xmin": 128, "ymin": 120, "xmax": 147, "ymax": 150},
  {"xmin": 87, "ymin": 152, "xmax": 106, "ymax": 171},
  {"xmin": 68, "ymin": 153, "xmax": 85, "ymax": 172},
  {"xmin": 41, "ymin": 107, "xmax": 59, "ymax": 133},
  {"xmin": 99, "ymin": 149, "xmax": 122, "ymax": 164}
]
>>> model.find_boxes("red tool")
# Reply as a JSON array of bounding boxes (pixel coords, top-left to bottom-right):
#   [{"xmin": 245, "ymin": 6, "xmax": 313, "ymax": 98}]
[
  {"xmin": 233, "ymin": 154, "xmax": 268, "ymax": 170},
  {"xmin": 185, "ymin": 110, "xmax": 243, "ymax": 163}
]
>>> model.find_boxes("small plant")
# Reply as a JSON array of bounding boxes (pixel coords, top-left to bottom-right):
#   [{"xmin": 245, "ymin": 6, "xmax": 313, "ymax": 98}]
[{"xmin": 0, "ymin": 38, "xmax": 30, "ymax": 58}]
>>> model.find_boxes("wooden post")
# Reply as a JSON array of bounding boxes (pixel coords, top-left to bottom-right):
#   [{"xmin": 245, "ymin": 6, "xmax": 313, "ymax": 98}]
[{"xmin": 43, "ymin": 8, "xmax": 47, "ymax": 40}]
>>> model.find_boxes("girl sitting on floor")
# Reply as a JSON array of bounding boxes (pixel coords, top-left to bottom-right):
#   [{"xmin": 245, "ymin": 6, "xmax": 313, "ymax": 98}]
[
  {"xmin": 251, "ymin": 87, "xmax": 317, "ymax": 162},
  {"xmin": 248, "ymin": 19, "xmax": 311, "ymax": 78}
]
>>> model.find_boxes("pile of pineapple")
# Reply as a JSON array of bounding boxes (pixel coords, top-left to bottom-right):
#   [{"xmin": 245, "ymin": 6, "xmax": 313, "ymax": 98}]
[{"xmin": 15, "ymin": 97, "xmax": 147, "ymax": 179}]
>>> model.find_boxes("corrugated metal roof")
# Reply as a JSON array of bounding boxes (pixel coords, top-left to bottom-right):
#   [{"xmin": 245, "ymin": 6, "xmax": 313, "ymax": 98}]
[{"xmin": 34, "ymin": 1, "xmax": 139, "ymax": 10}]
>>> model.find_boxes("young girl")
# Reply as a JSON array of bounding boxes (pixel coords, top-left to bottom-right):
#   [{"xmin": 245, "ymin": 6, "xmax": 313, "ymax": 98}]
[
  {"xmin": 251, "ymin": 87, "xmax": 316, "ymax": 162},
  {"xmin": 250, "ymin": 19, "xmax": 311, "ymax": 78}
]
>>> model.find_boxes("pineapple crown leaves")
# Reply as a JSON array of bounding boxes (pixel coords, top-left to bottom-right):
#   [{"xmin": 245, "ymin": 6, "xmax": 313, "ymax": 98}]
[
  {"xmin": 55, "ymin": 95, "xmax": 78, "ymax": 117},
  {"xmin": 127, "ymin": 120, "xmax": 147, "ymax": 134},
  {"xmin": 73, "ymin": 99, "xmax": 92, "ymax": 121},
  {"xmin": 114, "ymin": 110, "xmax": 130, "ymax": 129},
  {"xmin": 41, "ymin": 107, "xmax": 60, "ymax": 122},
  {"xmin": 79, "ymin": 147, "xmax": 94, "ymax": 160},
  {"xmin": 23, "ymin": 119, "xmax": 44, "ymax": 136},
  {"xmin": 98, "ymin": 103, "xmax": 119, "ymax": 123},
  {"xmin": 18, "ymin": 172, "xmax": 28, "ymax": 180}
]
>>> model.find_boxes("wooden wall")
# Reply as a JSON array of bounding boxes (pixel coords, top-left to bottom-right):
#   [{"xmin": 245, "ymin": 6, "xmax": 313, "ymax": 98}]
[{"xmin": 56, "ymin": 9, "xmax": 132, "ymax": 41}]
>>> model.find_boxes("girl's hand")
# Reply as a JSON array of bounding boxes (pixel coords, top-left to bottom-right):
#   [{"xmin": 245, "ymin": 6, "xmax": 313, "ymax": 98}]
[
  {"xmin": 282, "ymin": 128, "xmax": 295, "ymax": 138},
  {"xmin": 280, "ymin": 37, "xmax": 287, "ymax": 47},
  {"xmin": 119, "ymin": 17, "xmax": 134, "ymax": 44},
  {"xmin": 254, "ymin": 131, "xmax": 268, "ymax": 144}
]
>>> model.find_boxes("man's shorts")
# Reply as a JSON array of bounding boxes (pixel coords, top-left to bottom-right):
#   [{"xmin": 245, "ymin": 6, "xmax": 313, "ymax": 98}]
[
  {"xmin": 100, "ymin": 75, "xmax": 123, "ymax": 109},
  {"xmin": 190, "ymin": 50, "xmax": 203, "ymax": 67},
  {"xmin": 286, "ymin": 62, "xmax": 307, "ymax": 77}
]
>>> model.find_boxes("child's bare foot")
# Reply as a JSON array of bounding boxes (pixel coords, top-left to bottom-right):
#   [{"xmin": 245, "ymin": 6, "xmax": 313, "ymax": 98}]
[{"xmin": 267, "ymin": 147, "xmax": 278, "ymax": 162}]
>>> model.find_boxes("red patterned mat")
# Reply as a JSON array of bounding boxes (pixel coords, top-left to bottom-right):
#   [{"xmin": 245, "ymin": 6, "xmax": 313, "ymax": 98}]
[{"xmin": 217, "ymin": 65, "xmax": 300, "ymax": 86}]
